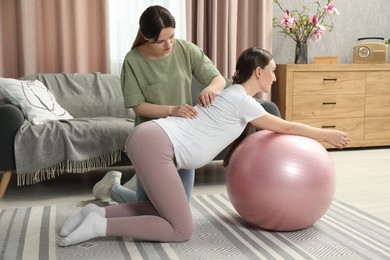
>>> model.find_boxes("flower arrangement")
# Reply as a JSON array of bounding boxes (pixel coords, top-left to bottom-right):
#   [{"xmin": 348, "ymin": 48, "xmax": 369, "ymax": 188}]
[{"xmin": 272, "ymin": 0, "xmax": 339, "ymax": 43}]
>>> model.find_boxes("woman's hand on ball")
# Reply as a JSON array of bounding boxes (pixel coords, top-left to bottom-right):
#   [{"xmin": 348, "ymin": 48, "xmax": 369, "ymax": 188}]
[{"xmin": 327, "ymin": 130, "xmax": 351, "ymax": 149}]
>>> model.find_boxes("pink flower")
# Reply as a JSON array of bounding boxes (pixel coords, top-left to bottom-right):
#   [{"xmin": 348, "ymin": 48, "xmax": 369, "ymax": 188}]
[
  {"xmin": 310, "ymin": 15, "xmax": 318, "ymax": 26},
  {"xmin": 324, "ymin": 3, "xmax": 339, "ymax": 15},
  {"xmin": 280, "ymin": 10, "xmax": 297, "ymax": 29},
  {"xmin": 273, "ymin": 0, "xmax": 339, "ymax": 43},
  {"xmin": 311, "ymin": 24, "xmax": 326, "ymax": 42}
]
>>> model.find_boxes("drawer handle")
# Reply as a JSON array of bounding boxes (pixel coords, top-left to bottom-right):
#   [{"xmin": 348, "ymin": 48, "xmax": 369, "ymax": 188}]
[
  {"xmin": 322, "ymin": 102, "xmax": 337, "ymax": 105},
  {"xmin": 322, "ymin": 125, "xmax": 336, "ymax": 129},
  {"xmin": 323, "ymin": 78, "xmax": 338, "ymax": 81}
]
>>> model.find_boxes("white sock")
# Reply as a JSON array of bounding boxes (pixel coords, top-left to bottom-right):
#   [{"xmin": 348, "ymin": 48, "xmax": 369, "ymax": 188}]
[
  {"xmin": 57, "ymin": 212, "xmax": 107, "ymax": 247},
  {"xmin": 59, "ymin": 204, "xmax": 105, "ymax": 237}
]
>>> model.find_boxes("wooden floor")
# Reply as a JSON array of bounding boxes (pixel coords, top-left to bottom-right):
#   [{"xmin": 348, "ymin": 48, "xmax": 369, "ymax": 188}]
[{"xmin": 1, "ymin": 148, "xmax": 389, "ymax": 223}]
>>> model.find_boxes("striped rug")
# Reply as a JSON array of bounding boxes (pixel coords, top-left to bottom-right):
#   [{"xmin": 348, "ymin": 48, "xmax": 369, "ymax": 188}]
[{"xmin": 1, "ymin": 194, "xmax": 389, "ymax": 260}]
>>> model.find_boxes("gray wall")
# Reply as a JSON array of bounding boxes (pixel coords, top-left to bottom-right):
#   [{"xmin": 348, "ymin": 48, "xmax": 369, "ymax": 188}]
[{"xmin": 272, "ymin": 0, "xmax": 390, "ymax": 64}]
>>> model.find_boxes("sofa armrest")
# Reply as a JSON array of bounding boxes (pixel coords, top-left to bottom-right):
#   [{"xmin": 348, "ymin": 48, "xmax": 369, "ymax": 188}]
[
  {"xmin": 256, "ymin": 98, "xmax": 281, "ymax": 118},
  {"xmin": 0, "ymin": 103, "xmax": 25, "ymax": 170}
]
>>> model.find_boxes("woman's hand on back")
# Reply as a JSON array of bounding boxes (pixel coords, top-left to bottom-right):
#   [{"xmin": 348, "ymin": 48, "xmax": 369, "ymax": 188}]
[
  {"xmin": 198, "ymin": 88, "xmax": 217, "ymax": 107},
  {"xmin": 198, "ymin": 75, "xmax": 226, "ymax": 107},
  {"xmin": 171, "ymin": 104, "xmax": 198, "ymax": 119}
]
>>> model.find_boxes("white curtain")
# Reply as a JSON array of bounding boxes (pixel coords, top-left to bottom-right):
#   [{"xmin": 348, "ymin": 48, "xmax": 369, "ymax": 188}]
[{"xmin": 109, "ymin": 0, "xmax": 187, "ymax": 75}]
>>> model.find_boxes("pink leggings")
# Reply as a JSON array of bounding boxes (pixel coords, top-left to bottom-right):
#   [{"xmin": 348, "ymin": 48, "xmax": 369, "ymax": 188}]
[{"xmin": 104, "ymin": 121, "xmax": 193, "ymax": 242}]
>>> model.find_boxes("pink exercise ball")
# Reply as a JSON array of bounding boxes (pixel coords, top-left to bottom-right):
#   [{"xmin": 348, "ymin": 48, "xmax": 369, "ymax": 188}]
[{"xmin": 226, "ymin": 130, "xmax": 336, "ymax": 231}]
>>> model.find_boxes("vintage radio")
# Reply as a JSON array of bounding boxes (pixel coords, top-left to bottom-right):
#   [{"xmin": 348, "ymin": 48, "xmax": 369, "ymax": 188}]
[{"xmin": 353, "ymin": 37, "xmax": 387, "ymax": 64}]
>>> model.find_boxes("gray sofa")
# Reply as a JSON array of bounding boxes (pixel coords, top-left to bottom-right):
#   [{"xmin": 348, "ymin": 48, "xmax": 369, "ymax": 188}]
[{"xmin": 0, "ymin": 73, "xmax": 280, "ymax": 199}]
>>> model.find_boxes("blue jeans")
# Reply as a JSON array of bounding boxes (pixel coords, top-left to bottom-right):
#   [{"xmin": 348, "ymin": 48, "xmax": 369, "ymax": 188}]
[{"xmin": 109, "ymin": 168, "xmax": 195, "ymax": 203}]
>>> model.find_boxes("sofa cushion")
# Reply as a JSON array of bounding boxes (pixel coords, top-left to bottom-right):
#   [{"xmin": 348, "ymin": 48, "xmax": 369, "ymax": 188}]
[
  {"xmin": 19, "ymin": 73, "xmax": 135, "ymax": 119},
  {"xmin": 0, "ymin": 77, "xmax": 73, "ymax": 124}
]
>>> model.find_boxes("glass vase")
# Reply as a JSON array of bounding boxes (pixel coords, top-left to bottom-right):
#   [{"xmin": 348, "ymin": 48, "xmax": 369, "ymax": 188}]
[{"xmin": 294, "ymin": 41, "xmax": 308, "ymax": 64}]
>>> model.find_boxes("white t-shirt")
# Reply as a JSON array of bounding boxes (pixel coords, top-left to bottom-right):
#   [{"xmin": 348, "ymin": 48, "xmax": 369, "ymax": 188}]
[{"xmin": 154, "ymin": 84, "xmax": 266, "ymax": 169}]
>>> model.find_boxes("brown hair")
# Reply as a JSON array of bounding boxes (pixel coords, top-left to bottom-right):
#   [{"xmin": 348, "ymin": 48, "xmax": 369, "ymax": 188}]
[
  {"xmin": 223, "ymin": 47, "xmax": 274, "ymax": 167},
  {"xmin": 131, "ymin": 5, "xmax": 176, "ymax": 49}
]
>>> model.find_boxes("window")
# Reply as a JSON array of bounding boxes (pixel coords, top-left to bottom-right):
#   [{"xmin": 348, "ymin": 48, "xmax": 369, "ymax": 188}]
[{"xmin": 109, "ymin": 0, "xmax": 186, "ymax": 75}]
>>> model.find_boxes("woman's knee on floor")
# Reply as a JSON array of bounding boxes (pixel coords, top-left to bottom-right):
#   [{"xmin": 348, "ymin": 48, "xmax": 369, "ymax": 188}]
[{"xmin": 173, "ymin": 219, "xmax": 193, "ymax": 242}]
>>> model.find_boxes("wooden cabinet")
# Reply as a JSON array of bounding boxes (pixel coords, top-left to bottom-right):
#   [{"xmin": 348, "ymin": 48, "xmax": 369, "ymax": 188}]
[{"xmin": 272, "ymin": 64, "xmax": 390, "ymax": 148}]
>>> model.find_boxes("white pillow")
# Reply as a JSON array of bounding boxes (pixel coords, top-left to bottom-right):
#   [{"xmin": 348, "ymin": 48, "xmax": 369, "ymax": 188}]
[{"xmin": 0, "ymin": 77, "xmax": 73, "ymax": 125}]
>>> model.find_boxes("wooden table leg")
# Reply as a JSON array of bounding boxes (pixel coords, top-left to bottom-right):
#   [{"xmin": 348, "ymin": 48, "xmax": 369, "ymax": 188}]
[{"xmin": 0, "ymin": 171, "xmax": 12, "ymax": 199}]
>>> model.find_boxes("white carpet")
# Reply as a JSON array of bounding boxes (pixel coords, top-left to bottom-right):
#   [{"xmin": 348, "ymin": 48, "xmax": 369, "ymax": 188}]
[{"xmin": 1, "ymin": 194, "xmax": 390, "ymax": 259}]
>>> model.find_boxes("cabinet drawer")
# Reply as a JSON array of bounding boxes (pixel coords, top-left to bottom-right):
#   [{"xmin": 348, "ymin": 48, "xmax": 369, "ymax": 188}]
[
  {"xmin": 293, "ymin": 72, "xmax": 365, "ymax": 95},
  {"xmin": 292, "ymin": 95, "xmax": 365, "ymax": 118},
  {"xmin": 365, "ymin": 117, "xmax": 390, "ymax": 140},
  {"xmin": 294, "ymin": 118, "xmax": 364, "ymax": 141},
  {"xmin": 367, "ymin": 71, "xmax": 390, "ymax": 94},
  {"xmin": 366, "ymin": 94, "xmax": 390, "ymax": 117}
]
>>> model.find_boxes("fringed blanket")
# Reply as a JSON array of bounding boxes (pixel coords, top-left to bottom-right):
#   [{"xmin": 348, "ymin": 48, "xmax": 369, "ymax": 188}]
[{"xmin": 14, "ymin": 117, "xmax": 134, "ymax": 185}]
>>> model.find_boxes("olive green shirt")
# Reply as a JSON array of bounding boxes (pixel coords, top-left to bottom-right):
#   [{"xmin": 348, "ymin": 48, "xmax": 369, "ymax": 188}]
[{"xmin": 120, "ymin": 39, "xmax": 220, "ymax": 126}]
